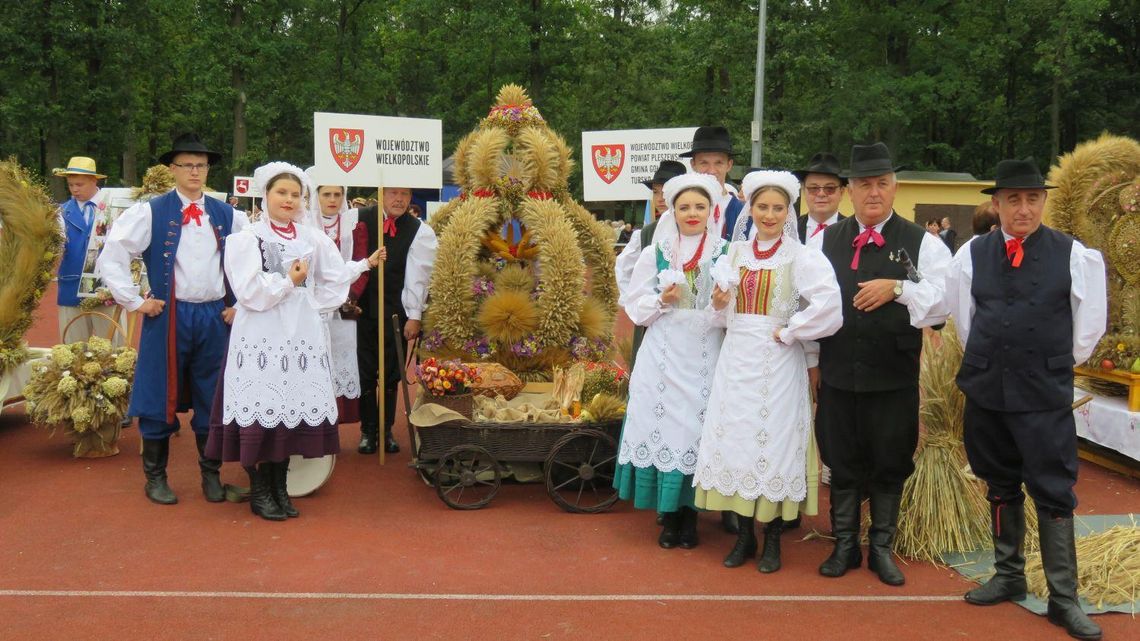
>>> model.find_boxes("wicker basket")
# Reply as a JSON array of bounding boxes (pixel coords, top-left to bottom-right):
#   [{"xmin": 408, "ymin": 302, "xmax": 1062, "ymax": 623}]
[
  {"xmin": 428, "ymin": 392, "xmax": 474, "ymax": 420},
  {"xmin": 416, "ymin": 418, "xmax": 622, "ymax": 463}
]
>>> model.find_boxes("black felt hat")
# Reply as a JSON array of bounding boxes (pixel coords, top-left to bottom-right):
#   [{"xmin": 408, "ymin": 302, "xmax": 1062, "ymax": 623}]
[
  {"xmin": 159, "ymin": 133, "xmax": 222, "ymax": 166},
  {"xmin": 679, "ymin": 126, "xmax": 736, "ymax": 158},
  {"xmin": 846, "ymin": 142, "xmax": 903, "ymax": 178},
  {"xmin": 980, "ymin": 157, "xmax": 1055, "ymax": 194},
  {"xmin": 640, "ymin": 160, "xmax": 688, "ymax": 188},
  {"xmin": 792, "ymin": 152, "xmax": 847, "ymax": 185}
]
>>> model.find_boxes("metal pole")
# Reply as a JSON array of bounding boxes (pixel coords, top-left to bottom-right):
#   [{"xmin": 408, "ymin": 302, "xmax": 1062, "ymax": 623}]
[{"xmin": 751, "ymin": 0, "xmax": 767, "ymax": 168}]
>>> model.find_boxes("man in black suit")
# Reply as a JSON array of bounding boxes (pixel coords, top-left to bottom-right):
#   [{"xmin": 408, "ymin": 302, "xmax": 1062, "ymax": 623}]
[
  {"xmin": 948, "ymin": 158, "xmax": 1106, "ymax": 641},
  {"xmin": 815, "ymin": 143, "xmax": 952, "ymax": 586},
  {"xmin": 792, "ymin": 152, "xmax": 847, "ymax": 245}
]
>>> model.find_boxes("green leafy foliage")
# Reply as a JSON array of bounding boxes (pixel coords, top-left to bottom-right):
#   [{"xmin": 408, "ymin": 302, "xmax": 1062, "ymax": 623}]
[{"xmin": 0, "ymin": 0, "xmax": 1135, "ymax": 200}]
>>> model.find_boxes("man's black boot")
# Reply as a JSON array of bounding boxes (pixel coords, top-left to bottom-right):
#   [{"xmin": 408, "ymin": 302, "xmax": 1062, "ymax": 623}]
[
  {"xmin": 867, "ymin": 492, "xmax": 905, "ymax": 586},
  {"xmin": 965, "ymin": 501, "xmax": 1027, "ymax": 605},
  {"xmin": 142, "ymin": 438, "xmax": 177, "ymax": 505},
  {"xmin": 1040, "ymin": 515, "xmax": 1102, "ymax": 640},
  {"xmin": 819, "ymin": 488, "xmax": 862, "ymax": 577}
]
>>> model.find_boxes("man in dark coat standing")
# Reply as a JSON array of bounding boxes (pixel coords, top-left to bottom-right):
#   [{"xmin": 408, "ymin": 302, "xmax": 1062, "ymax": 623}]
[
  {"xmin": 356, "ymin": 187, "xmax": 438, "ymax": 454},
  {"xmin": 815, "ymin": 143, "xmax": 952, "ymax": 586},
  {"xmin": 792, "ymin": 152, "xmax": 848, "ymax": 245},
  {"xmin": 948, "ymin": 158, "xmax": 1106, "ymax": 640}
]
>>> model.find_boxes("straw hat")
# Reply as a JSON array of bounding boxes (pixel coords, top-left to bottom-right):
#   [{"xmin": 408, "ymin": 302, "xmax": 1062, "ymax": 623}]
[{"xmin": 52, "ymin": 156, "xmax": 107, "ymax": 179}]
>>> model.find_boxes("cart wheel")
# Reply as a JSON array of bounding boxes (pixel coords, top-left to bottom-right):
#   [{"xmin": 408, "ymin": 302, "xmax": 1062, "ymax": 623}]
[
  {"xmin": 544, "ymin": 428, "xmax": 619, "ymax": 514},
  {"xmin": 409, "ymin": 459, "xmax": 435, "ymax": 487},
  {"xmin": 434, "ymin": 445, "xmax": 500, "ymax": 510}
]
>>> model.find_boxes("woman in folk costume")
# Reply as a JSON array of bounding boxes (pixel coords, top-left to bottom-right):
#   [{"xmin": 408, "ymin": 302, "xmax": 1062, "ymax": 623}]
[
  {"xmin": 615, "ymin": 173, "xmax": 728, "ymax": 549},
  {"xmin": 694, "ymin": 170, "xmax": 843, "ymax": 572},
  {"xmin": 304, "ymin": 170, "xmax": 370, "ymax": 425},
  {"xmin": 206, "ymin": 163, "xmax": 383, "ymax": 521}
]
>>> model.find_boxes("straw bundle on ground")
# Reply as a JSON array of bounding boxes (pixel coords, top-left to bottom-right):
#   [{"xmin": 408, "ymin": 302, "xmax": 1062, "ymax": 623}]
[
  {"xmin": 1025, "ymin": 523, "xmax": 1140, "ymax": 610},
  {"xmin": 890, "ymin": 324, "xmax": 991, "ymax": 562}
]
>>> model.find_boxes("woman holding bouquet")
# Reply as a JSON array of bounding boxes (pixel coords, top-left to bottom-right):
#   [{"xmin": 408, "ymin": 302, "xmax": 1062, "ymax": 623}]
[
  {"xmin": 693, "ymin": 170, "xmax": 842, "ymax": 572},
  {"xmin": 615, "ymin": 173, "xmax": 728, "ymax": 549},
  {"xmin": 206, "ymin": 162, "xmax": 383, "ymax": 521}
]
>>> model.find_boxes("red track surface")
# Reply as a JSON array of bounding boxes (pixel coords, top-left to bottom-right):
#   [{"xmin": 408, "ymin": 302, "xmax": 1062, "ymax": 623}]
[{"xmin": 1, "ymin": 286, "xmax": 1137, "ymax": 640}]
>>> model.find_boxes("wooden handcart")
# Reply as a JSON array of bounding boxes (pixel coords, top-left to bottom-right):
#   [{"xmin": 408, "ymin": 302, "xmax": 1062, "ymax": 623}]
[{"xmin": 392, "ymin": 316, "xmax": 621, "ymax": 513}]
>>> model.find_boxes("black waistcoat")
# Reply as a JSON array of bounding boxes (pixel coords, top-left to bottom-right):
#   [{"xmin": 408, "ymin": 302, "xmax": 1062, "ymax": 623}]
[
  {"xmin": 818, "ymin": 213, "xmax": 926, "ymax": 392},
  {"xmin": 638, "ymin": 219, "xmax": 659, "ymax": 250},
  {"xmin": 955, "ymin": 226, "xmax": 1074, "ymax": 412},
  {"xmin": 357, "ymin": 205, "xmax": 422, "ymax": 321}
]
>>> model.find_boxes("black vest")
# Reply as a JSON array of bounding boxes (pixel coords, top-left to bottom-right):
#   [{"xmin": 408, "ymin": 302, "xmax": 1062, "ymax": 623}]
[
  {"xmin": 357, "ymin": 205, "xmax": 422, "ymax": 322},
  {"xmin": 818, "ymin": 214, "xmax": 926, "ymax": 392},
  {"xmin": 639, "ymin": 219, "xmax": 659, "ymax": 250},
  {"xmin": 955, "ymin": 226, "xmax": 1075, "ymax": 412}
]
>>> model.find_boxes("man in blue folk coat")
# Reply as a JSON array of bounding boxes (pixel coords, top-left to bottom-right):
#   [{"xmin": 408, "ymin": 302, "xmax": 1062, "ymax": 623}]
[
  {"xmin": 53, "ymin": 156, "xmax": 122, "ymax": 344},
  {"xmin": 97, "ymin": 134, "xmax": 245, "ymax": 505}
]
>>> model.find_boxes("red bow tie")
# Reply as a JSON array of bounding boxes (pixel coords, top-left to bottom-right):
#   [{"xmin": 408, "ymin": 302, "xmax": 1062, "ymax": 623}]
[
  {"xmin": 850, "ymin": 227, "xmax": 885, "ymax": 270},
  {"xmin": 182, "ymin": 202, "xmax": 203, "ymax": 226},
  {"xmin": 811, "ymin": 222, "xmax": 828, "ymax": 238},
  {"xmin": 383, "ymin": 216, "xmax": 398, "ymax": 238},
  {"xmin": 1005, "ymin": 236, "xmax": 1024, "ymax": 267}
]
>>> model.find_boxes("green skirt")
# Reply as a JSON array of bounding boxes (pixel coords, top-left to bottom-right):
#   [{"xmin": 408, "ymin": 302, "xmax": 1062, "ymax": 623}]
[{"xmin": 614, "ymin": 463, "xmax": 696, "ymax": 513}]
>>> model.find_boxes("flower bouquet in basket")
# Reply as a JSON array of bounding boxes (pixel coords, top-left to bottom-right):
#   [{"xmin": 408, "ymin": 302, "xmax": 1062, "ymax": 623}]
[
  {"xmin": 23, "ymin": 337, "xmax": 136, "ymax": 457},
  {"xmin": 416, "ymin": 357, "xmax": 481, "ymax": 420}
]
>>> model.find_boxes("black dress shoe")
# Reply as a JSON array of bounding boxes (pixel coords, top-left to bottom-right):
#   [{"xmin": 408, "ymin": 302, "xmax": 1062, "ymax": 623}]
[
  {"xmin": 384, "ymin": 433, "xmax": 400, "ymax": 453},
  {"xmin": 358, "ymin": 433, "xmax": 378, "ymax": 454}
]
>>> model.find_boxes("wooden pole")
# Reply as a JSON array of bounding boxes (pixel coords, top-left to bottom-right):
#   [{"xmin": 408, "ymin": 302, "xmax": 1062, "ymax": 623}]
[{"xmin": 378, "ymin": 186, "xmax": 385, "ymax": 466}]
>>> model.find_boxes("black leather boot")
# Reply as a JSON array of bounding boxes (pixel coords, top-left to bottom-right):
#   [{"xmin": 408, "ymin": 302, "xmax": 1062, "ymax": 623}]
[
  {"xmin": 721, "ymin": 510, "xmax": 739, "ymax": 534},
  {"xmin": 819, "ymin": 488, "xmax": 862, "ymax": 577},
  {"xmin": 383, "ymin": 425, "xmax": 400, "ymax": 454},
  {"xmin": 867, "ymin": 492, "xmax": 905, "ymax": 586},
  {"xmin": 758, "ymin": 519, "xmax": 783, "ymax": 573},
  {"xmin": 1040, "ymin": 515, "xmax": 1102, "ymax": 640},
  {"xmin": 723, "ymin": 514, "xmax": 756, "ymax": 568},
  {"xmin": 678, "ymin": 506, "xmax": 699, "ymax": 549},
  {"xmin": 142, "ymin": 438, "xmax": 177, "ymax": 505},
  {"xmin": 358, "ymin": 424, "xmax": 379, "ymax": 454},
  {"xmin": 783, "ymin": 516, "xmax": 801, "ymax": 530},
  {"xmin": 658, "ymin": 511, "xmax": 681, "ymax": 549},
  {"xmin": 245, "ymin": 465, "xmax": 286, "ymax": 521},
  {"xmin": 269, "ymin": 461, "xmax": 299, "ymax": 518},
  {"xmin": 194, "ymin": 433, "xmax": 225, "ymax": 503},
  {"xmin": 359, "ymin": 388, "xmax": 379, "ymax": 454},
  {"xmin": 965, "ymin": 501, "xmax": 1027, "ymax": 605}
]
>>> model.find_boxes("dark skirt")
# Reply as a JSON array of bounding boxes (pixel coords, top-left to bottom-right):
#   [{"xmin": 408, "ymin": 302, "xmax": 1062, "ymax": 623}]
[
  {"xmin": 206, "ymin": 418, "xmax": 339, "ymax": 468},
  {"xmin": 336, "ymin": 395, "xmax": 360, "ymax": 424},
  {"xmin": 205, "ymin": 344, "xmax": 340, "ymax": 467}
]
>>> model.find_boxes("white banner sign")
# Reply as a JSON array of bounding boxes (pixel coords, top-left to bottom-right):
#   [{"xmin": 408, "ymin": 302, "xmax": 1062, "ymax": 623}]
[
  {"xmin": 232, "ymin": 176, "xmax": 261, "ymax": 197},
  {"xmin": 580, "ymin": 127, "xmax": 697, "ymax": 201},
  {"xmin": 311, "ymin": 112, "xmax": 442, "ymax": 189}
]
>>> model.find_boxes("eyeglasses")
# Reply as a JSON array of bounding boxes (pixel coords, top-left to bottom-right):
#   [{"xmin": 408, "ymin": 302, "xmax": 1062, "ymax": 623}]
[
  {"xmin": 805, "ymin": 185, "xmax": 840, "ymax": 195},
  {"xmin": 172, "ymin": 163, "xmax": 210, "ymax": 172}
]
